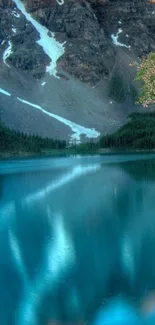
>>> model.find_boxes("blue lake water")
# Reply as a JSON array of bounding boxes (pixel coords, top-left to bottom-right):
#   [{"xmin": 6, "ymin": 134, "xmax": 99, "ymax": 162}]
[{"xmin": 0, "ymin": 154, "xmax": 155, "ymax": 325}]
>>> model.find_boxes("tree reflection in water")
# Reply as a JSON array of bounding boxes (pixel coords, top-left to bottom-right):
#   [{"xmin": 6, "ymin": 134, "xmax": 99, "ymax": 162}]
[{"xmin": 0, "ymin": 157, "xmax": 155, "ymax": 325}]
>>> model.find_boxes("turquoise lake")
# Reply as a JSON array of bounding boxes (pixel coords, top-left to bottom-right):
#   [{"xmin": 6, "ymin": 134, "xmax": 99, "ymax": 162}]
[{"xmin": 0, "ymin": 154, "xmax": 155, "ymax": 325}]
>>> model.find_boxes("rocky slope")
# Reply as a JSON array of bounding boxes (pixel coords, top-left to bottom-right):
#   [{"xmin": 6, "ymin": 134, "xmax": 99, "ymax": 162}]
[{"xmin": 0, "ymin": 0, "xmax": 155, "ymax": 141}]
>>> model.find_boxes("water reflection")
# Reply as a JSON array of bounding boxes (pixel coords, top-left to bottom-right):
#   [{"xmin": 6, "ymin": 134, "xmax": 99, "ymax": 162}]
[
  {"xmin": 118, "ymin": 159, "xmax": 155, "ymax": 181},
  {"xmin": 0, "ymin": 156, "xmax": 155, "ymax": 325}
]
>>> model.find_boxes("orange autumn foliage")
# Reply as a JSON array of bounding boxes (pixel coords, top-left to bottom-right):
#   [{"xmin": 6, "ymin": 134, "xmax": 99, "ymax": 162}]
[{"xmin": 135, "ymin": 52, "xmax": 155, "ymax": 107}]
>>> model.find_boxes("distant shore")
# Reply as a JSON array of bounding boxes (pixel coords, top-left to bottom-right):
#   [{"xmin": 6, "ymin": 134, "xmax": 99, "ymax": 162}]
[{"xmin": 1, "ymin": 148, "xmax": 155, "ymax": 160}]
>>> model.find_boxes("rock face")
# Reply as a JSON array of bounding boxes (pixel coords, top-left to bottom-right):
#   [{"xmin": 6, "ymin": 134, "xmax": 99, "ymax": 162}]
[
  {"xmin": 33, "ymin": 0, "xmax": 115, "ymax": 84},
  {"xmin": 22, "ymin": 0, "xmax": 155, "ymax": 83},
  {"xmin": 0, "ymin": 0, "xmax": 155, "ymax": 140},
  {"xmin": 1, "ymin": 0, "xmax": 155, "ymax": 84},
  {"xmin": 0, "ymin": 2, "xmax": 50, "ymax": 78},
  {"xmin": 0, "ymin": 0, "xmax": 12, "ymax": 5},
  {"xmin": 22, "ymin": 0, "xmax": 108, "ymax": 12},
  {"xmin": 93, "ymin": 0, "xmax": 155, "ymax": 56},
  {"xmin": 22, "ymin": 0, "xmax": 56, "ymax": 12}
]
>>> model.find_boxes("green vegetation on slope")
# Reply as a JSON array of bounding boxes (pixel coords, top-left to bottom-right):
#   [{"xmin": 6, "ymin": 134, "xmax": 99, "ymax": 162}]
[
  {"xmin": 135, "ymin": 52, "xmax": 155, "ymax": 106},
  {"xmin": 99, "ymin": 112, "xmax": 155, "ymax": 149},
  {"xmin": 108, "ymin": 73, "xmax": 138, "ymax": 103},
  {"xmin": 0, "ymin": 122, "xmax": 66, "ymax": 155},
  {"xmin": 108, "ymin": 74, "xmax": 128, "ymax": 103},
  {"xmin": 1, "ymin": 112, "xmax": 155, "ymax": 156}
]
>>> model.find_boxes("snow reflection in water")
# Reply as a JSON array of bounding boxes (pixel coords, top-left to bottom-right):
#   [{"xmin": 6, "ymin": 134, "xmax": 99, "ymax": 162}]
[{"xmin": 0, "ymin": 156, "xmax": 155, "ymax": 325}]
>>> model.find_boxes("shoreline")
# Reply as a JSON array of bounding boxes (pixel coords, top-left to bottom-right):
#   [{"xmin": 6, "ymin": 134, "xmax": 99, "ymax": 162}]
[{"xmin": 1, "ymin": 148, "xmax": 155, "ymax": 160}]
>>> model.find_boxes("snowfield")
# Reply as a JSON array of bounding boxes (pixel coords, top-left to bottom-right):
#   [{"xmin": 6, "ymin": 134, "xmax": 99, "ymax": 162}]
[
  {"xmin": 13, "ymin": 0, "xmax": 65, "ymax": 77},
  {"xmin": 111, "ymin": 28, "xmax": 131, "ymax": 49},
  {"xmin": 3, "ymin": 41, "xmax": 13, "ymax": 67},
  {"xmin": 17, "ymin": 97, "xmax": 100, "ymax": 141},
  {"xmin": 0, "ymin": 88, "xmax": 11, "ymax": 96},
  {"xmin": 0, "ymin": 87, "xmax": 100, "ymax": 141}
]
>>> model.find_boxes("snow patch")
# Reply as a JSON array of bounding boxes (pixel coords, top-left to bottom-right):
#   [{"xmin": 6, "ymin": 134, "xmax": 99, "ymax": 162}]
[
  {"xmin": 12, "ymin": 10, "xmax": 20, "ymax": 18},
  {"xmin": 56, "ymin": 0, "xmax": 64, "ymax": 4},
  {"xmin": 0, "ymin": 85, "xmax": 99, "ymax": 141},
  {"xmin": 41, "ymin": 81, "xmax": 46, "ymax": 86},
  {"xmin": 0, "ymin": 87, "xmax": 11, "ymax": 96},
  {"xmin": 1, "ymin": 40, "xmax": 5, "ymax": 46},
  {"xmin": 111, "ymin": 28, "xmax": 131, "ymax": 49},
  {"xmin": 17, "ymin": 97, "xmax": 100, "ymax": 141},
  {"xmin": 12, "ymin": 27, "xmax": 17, "ymax": 33},
  {"xmin": 3, "ymin": 41, "xmax": 13, "ymax": 67},
  {"xmin": 13, "ymin": 0, "xmax": 65, "ymax": 77}
]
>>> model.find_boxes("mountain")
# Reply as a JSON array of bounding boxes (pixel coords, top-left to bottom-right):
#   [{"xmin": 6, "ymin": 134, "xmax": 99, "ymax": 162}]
[{"xmin": 0, "ymin": 0, "xmax": 155, "ymax": 142}]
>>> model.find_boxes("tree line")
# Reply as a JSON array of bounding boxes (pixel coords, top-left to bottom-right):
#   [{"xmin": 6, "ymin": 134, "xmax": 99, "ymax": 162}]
[
  {"xmin": 74, "ymin": 112, "xmax": 155, "ymax": 151},
  {"xmin": 99, "ymin": 112, "xmax": 155, "ymax": 149},
  {"xmin": 0, "ymin": 122, "xmax": 66, "ymax": 154},
  {"xmin": 1, "ymin": 112, "xmax": 155, "ymax": 154}
]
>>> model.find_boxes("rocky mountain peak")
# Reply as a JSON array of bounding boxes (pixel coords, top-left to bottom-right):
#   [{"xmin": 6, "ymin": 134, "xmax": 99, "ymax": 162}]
[
  {"xmin": 0, "ymin": 0, "xmax": 155, "ymax": 141},
  {"xmin": 1, "ymin": 0, "xmax": 155, "ymax": 84},
  {"xmin": 22, "ymin": 0, "xmax": 57, "ymax": 12}
]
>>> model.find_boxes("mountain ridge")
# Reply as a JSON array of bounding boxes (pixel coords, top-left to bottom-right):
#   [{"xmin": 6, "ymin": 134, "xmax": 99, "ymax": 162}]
[{"xmin": 0, "ymin": 0, "xmax": 155, "ymax": 142}]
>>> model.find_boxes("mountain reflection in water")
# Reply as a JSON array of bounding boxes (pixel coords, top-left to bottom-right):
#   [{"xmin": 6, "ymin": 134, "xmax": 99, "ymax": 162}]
[{"xmin": 0, "ymin": 155, "xmax": 155, "ymax": 325}]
